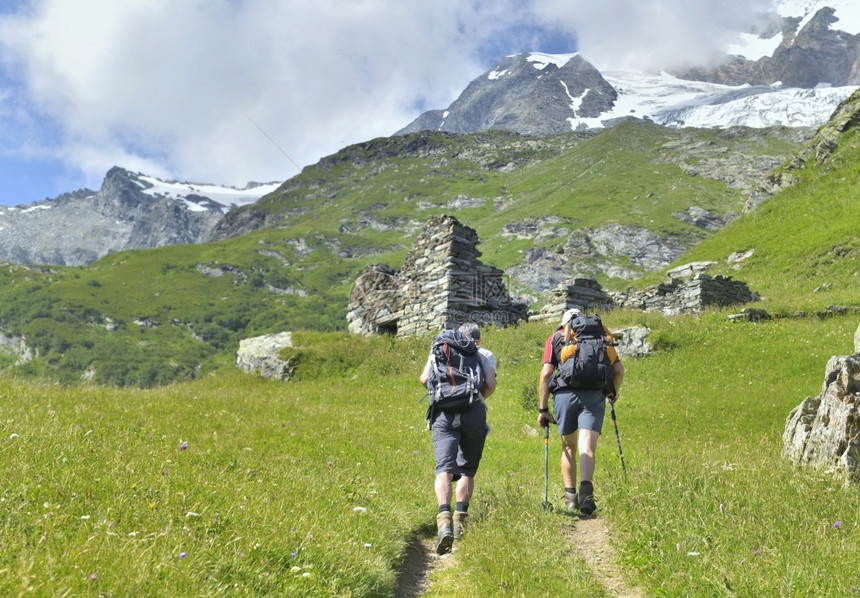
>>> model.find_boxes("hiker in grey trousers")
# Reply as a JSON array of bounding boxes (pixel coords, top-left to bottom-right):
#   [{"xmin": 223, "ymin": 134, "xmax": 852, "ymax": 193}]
[{"xmin": 419, "ymin": 322, "xmax": 496, "ymax": 554}]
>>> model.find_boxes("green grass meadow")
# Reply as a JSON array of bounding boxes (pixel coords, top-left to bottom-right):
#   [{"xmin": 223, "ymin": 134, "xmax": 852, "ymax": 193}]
[{"xmin": 1, "ymin": 312, "xmax": 858, "ymax": 596}]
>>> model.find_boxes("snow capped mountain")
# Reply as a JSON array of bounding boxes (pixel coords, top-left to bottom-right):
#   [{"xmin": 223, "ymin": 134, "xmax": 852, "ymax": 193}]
[
  {"xmin": 399, "ymin": 4, "xmax": 860, "ymax": 137},
  {"xmin": 0, "ymin": 167, "xmax": 282, "ymax": 266},
  {"xmin": 399, "ymin": 51, "xmax": 857, "ymax": 136}
]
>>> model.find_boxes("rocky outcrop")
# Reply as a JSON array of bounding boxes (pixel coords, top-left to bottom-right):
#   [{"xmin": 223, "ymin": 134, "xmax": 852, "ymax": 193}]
[
  {"xmin": 347, "ymin": 215, "xmax": 528, "ymax": 338},
  {"xmin": 782, "ymin": 324, "xmax": 860, "ymax": 484},
  {"xmin": 612, "ymin": 262, "xmax": 758, "ymax": 315},
  {"xmin": 508, "ymin": 224, "xmax": 691, "ymax": 294},
  {"xmin": 0, "ymin": 332, "xmax": 34, "ymax": 365},
  {"xmin": 613, "ymin": 326, "xmax": 654, "ymax": 359},
  {"xmin": 236, "ymin": 332, "xmax": 296, "ymax": 380}
]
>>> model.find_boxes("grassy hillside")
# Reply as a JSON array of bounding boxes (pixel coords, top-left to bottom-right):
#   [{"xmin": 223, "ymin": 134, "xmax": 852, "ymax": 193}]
[
  {"xmin": 0, "ymin": 122, "xmax": 813, "ymax": 387},
  {"xmin": 1, "ymin": 312, "xmax": 857, "ymax": 595},
  {"xmin": 653, "ymin": 99, "xmax": 860, "ymax": 314}
]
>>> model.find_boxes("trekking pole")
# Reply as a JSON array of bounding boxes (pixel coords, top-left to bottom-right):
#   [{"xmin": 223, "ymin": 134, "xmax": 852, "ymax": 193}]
[
  {"xmin": 608, "ymin": 398, "xmax": 627, "ymax": 477},
  {"xmin": 542, "ymin": 424, "xmax": 553, "ymax": 511}
]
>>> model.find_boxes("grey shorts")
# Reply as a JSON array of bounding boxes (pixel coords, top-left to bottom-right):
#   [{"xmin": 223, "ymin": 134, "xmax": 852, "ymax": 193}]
[
  {"xmin": 553, "ymin": 389, "xmax": 606, "ymax": 436},
  {"xmin": 431, "ymin": 401, "xmax": 488, "ymax": 478}
]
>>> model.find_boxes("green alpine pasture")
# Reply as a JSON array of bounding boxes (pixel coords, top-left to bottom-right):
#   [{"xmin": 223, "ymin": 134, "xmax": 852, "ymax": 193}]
[
  {"xmin": 1, "ymin": 312, "xmax": 858, "ymax": 595},
  {"xmin": 1, "ymin": 93, "xmax": 860, "ymax": 594}
]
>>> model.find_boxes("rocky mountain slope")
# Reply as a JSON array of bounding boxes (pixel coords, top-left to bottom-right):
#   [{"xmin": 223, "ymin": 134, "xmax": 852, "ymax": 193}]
[
  {"xmin": 681, "ymin": 6, "xmax": 860, "ymax": 87},
  {"xmin": 0, "ymin": 167, "xmax": 279, "ymax": 266}
]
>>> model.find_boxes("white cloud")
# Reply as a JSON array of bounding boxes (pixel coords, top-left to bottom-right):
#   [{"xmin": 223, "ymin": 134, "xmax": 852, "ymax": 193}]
[
  {"xmin": 0, "ymin": 0, "xmax": 785, "ymax": 197},
  {"xmin": 0, "ymin": 0, "xmax": 529, "ymax": 190},
  {"xmin": 531, "ymin": 0, "xmax": 777, "ymax": 71}
]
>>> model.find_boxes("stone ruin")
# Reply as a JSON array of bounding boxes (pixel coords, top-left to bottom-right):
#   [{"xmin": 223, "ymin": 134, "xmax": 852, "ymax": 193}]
[
  {"xmin": 528, "ymin": 278, "xmax": 615, "ymax": 325},
  {"xmin": 347, "ymin": 215, "xmax": 528, "ymax": 337},
  {"xmin": 783, "ymin": 324, "xmax": 860, "ymax": 484},
  {"xmin": 611, "ymin": 261, "xmax": 758, "ymax": 315}
]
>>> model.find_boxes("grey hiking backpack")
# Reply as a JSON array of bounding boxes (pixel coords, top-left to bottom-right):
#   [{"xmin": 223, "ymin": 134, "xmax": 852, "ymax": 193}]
[{"xmin": 425, "ymin": 329, "xmax": 485, "ymax": 419}]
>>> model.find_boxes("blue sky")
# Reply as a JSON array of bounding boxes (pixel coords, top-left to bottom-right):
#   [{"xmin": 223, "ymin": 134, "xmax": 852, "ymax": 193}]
[{"xmin": 0, "ymin": 0, "xmax": 777, "ymax": 207}]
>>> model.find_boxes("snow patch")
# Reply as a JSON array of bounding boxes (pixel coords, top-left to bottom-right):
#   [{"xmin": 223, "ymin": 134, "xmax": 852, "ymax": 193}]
[
  {"xmin": 526, "ymin": 52, "xmax": 578, "ymax": 70},
  {"xmin": 135, "ymin": 174, "xmax": 280, "ymax": 213}
]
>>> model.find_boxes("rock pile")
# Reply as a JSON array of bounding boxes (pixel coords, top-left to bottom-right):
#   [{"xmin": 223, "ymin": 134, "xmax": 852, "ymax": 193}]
[
  {"xmin": 782, "ymin": 324, "xmax": 860, "ymax": 484},
  {"xmin": 612, "ymin": 261, "xmax": 758, "ymax": 315},
  {"xmin": 347, "ymin": 215, "xmax": 528, "ymax": 337}
]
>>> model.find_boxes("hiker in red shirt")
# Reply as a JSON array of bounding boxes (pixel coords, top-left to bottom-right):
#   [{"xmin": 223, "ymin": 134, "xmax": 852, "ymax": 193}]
[{"xmin": 537, "ymin": 308, "xmax": 624, "ymax": 514}]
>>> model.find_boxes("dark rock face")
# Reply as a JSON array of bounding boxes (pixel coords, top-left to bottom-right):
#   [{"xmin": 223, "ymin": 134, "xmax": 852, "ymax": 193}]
[
  {"xmin": 680, "ymin": 8, "xmax": 860, "ymax": 87},
  {"xmin": 397, "ymin": 54, "xmax": 618, "ymax": 136}
]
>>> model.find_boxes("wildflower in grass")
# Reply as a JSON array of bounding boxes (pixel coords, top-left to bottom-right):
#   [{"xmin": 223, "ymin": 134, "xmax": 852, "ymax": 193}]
[
  {"xmin": 179, "ymin": 552, "xmax": 187, "ymax": 559},
  {"xmin": 753, "ymin": 549, "xmax": 761, "ymax": 555},
  {"xmin": 291, "ymin": 552, "xmax": 297, "ymax": 558},
  {"xmin": 833, "ymin": 520, "xmax": 843, "ymax": 529},
  {"xmin": 326, "ymin": 460, "xmax": 332, "ymax": 467},
  {"xmin": 89, "ymin": 573, "xmax": 97, "ymax": 580},
  {"xmin": 179, "ymin": 442, "xmax": 188, "ymax": 450}
]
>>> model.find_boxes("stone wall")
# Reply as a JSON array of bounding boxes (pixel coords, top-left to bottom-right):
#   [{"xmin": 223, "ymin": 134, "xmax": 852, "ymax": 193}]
[
  {"xmin": 611, "ymin": 261, "xmax": 758, "ymax": 315},
  {"xmin": 347, "ymin": 215, "xmax": 528, "ymax": 337}
]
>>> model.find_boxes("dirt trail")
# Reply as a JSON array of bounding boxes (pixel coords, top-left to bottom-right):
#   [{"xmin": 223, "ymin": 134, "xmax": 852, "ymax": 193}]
[
  {"xmin": 394, "ymin": 533, "xmax": 454, "ymax": 598},
  {"xmin": 567, "ymin": 515, "xmax": 645, "ymax": 598},
  {"xmin": 395, "ymin": 515, "xmax": 644, "ymax": 597}
]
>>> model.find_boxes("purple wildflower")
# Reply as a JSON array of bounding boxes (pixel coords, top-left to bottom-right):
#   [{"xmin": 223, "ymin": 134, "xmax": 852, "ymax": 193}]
[
  {"xmin": 89, "ymin": 572, "xmax": 97, "ymax": 580},
  {"xmin": 291, "ymin": 551, "xmax": 298, "ymax": 558},
  {"xmin": 326, "ymin": 460, "xmax": 333, "ymax": 467},
  {"xmin": 179, "ymin": 552, "xmax": 187, "ymax": 559},
  {"xmin": 753, "ymin": 549, "xmax": 760, "ymax": 555},
  {"xmin": 833, "ymin": 521, "xmax": 843, "ymax": 529},
  {"xmin": 179, "ymin": 442, "xmax": 188, "ymax": 450}
]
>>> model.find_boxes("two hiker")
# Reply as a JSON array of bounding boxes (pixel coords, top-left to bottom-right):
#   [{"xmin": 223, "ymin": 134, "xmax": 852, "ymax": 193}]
[
  {"xmin": 538, "ymin": 308, "xmax": 624, "ymax": 514},
  {"xmin": 419, "ymin": 322, "xmax": 496, "ymax": 554},
  {"xmin": 419, "ymin": 308, "xmax": 622, "ymax": 553}
]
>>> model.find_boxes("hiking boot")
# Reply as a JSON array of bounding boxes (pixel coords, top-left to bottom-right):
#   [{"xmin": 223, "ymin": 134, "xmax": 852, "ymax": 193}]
[
  {"xmin": 563, "ymin": 491, "xmax": 579, "ymax": 511},
  {"xmin": 578, "ymin": 481, "xmax": 596, "ymax": 515},
  {"xmin": 453, "ymin": 511, "xmax": 468, "ymax": 540},
  {"xmin": 434, "ymin": 511, "xmax": 454, "ymax": 555}
]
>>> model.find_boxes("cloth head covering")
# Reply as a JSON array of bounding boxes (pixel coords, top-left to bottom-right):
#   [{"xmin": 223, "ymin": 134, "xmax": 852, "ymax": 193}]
[{"xmin": 559, "ymin": 308, "xmax": 583, "ymax": 327}]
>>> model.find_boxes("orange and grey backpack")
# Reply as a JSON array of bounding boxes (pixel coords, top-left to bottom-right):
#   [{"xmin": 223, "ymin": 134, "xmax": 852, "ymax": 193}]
[{"xmin": 552, "ymin": 314, "xmax": 615, "ymax": 393}]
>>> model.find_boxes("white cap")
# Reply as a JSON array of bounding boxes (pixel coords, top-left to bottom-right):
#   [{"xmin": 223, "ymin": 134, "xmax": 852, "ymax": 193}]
[{"xmin": 560, "ymin": 308, "xmax": 582, "ymax": 327}]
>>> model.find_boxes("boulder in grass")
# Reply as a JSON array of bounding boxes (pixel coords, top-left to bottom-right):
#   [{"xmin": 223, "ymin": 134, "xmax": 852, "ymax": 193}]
[{"xmin": 236, "ymin": 332, "xmax": 296, "ymax": 381}]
